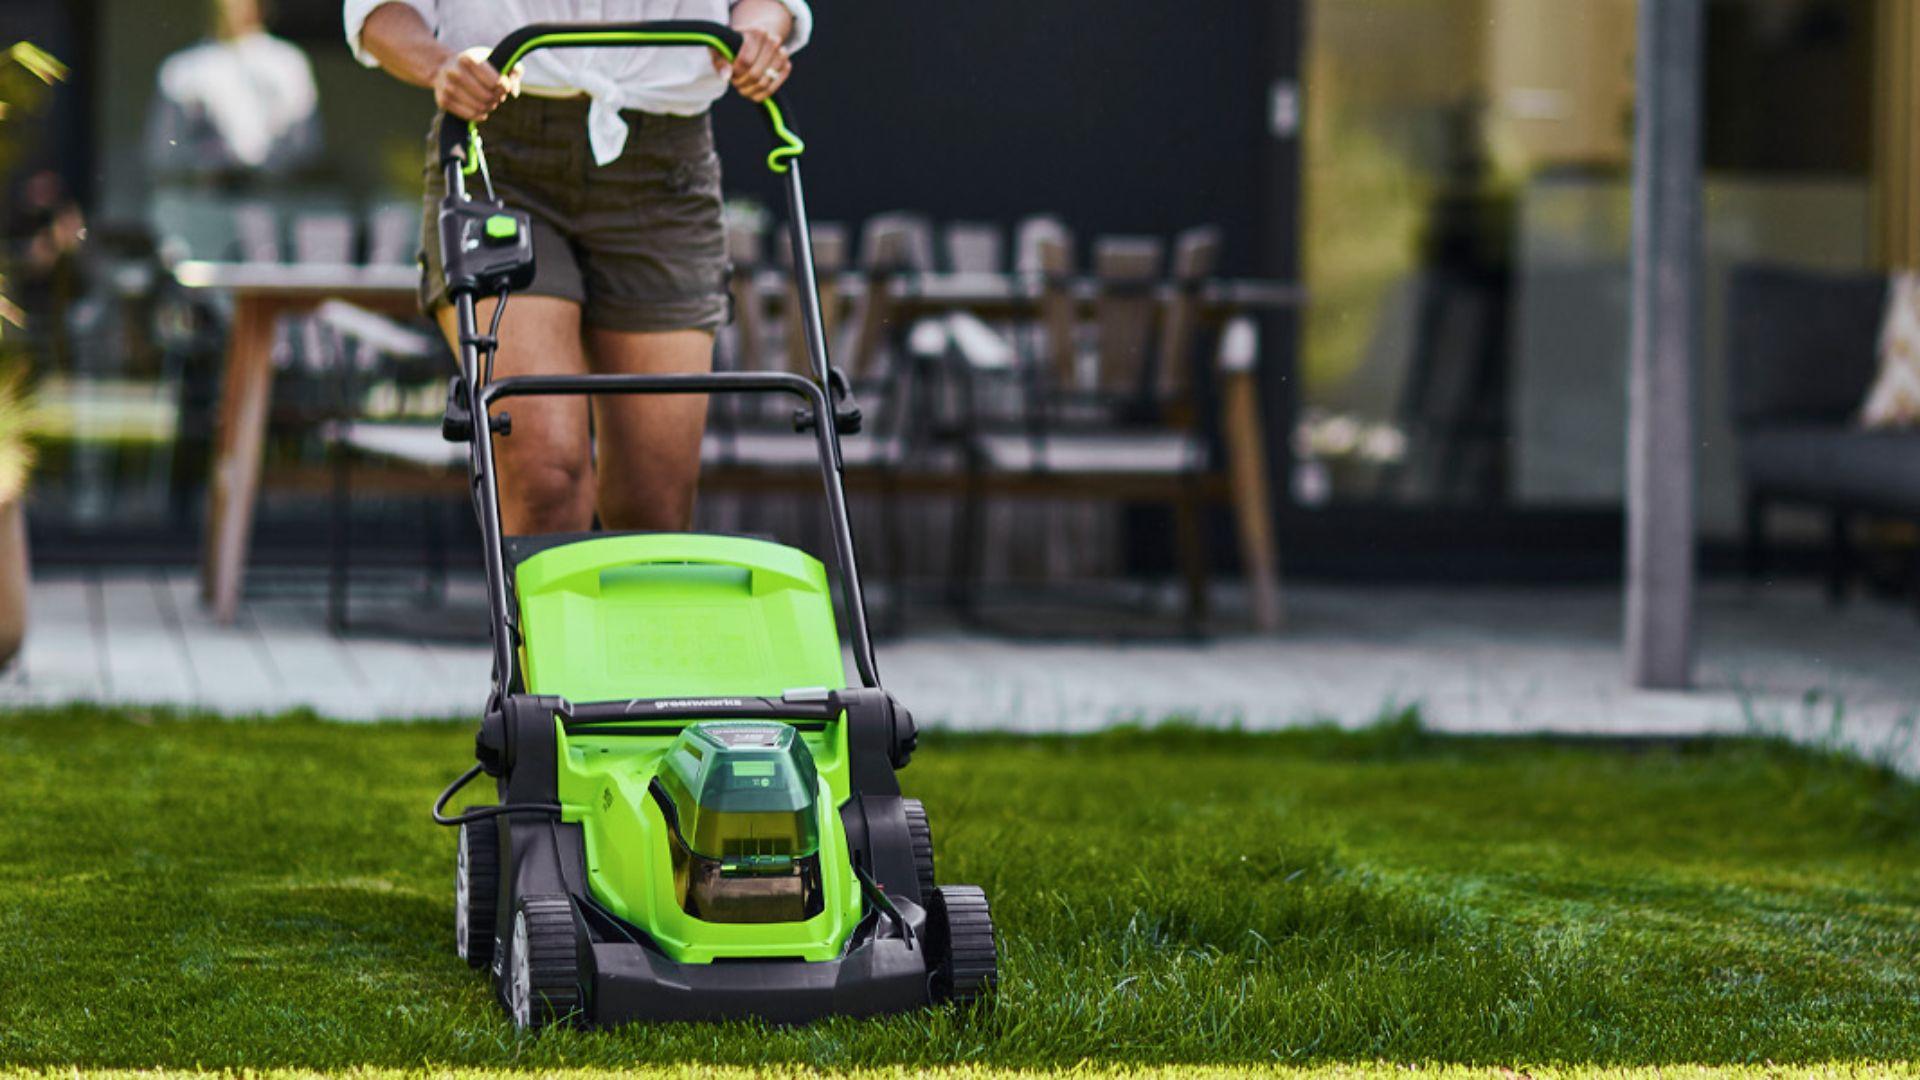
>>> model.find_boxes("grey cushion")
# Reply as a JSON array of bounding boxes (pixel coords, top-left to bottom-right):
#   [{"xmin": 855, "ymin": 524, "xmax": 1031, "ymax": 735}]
[
  {"xmin": 1727, "ymin": 265, "xmax": 1886, "ymax": 428},
  {"xmin": 977, "ymin": 432, "xmax": 1205, "ymax": 474},
  {"xmin": 334, "ymin": 423, "xmax": 905, "ymax": 473},
  {"xmin": 703, "ymin": 431, "xmax": 901, "ymax": 470},
  {"xmin": 1742, "ymin": 425, "xmax": 1920, "ymax": 511},
  {"xmin": 334, "ymin": 422, "xmax": 465, "ymax": 468}
]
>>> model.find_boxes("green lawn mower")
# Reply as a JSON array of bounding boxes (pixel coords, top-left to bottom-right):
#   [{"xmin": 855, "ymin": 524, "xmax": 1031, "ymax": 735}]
[{"xmin": 426, "ymin": 21, "xmax": 996, "ymax": 1028}]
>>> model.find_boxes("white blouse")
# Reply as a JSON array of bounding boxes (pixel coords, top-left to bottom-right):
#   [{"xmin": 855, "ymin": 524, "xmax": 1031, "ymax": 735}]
[{"xmin": 344, "ymin": 0, "xmax": 812, "ymax": 165}]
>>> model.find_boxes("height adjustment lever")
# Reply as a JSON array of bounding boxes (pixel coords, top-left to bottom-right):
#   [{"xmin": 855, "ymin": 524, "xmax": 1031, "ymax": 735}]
[
  {"xmin": 793, "ymin": 366, "xmax": 864, "ymax": 434},
  {"xmin": 442, "ymin": 376, "xmax": 510, "ymax": 442}
]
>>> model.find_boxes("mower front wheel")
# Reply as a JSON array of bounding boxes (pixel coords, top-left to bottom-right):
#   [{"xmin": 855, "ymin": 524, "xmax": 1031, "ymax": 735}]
[
  {"xmin": 505, "ymin": 895, "xmax": 582, "ymax": 1029},
  {"xmin": 926, "ymin": 884, "xmax": 997, "ymax": 1006},
  {"xmin": 456, "ymin": 819, "xmax": 499, "ymax": 969}
]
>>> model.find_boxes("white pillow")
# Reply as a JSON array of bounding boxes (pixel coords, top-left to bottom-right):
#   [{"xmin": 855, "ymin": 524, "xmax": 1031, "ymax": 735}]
[{"xmin": 1861, "ymin": 272, "xmax": 1920, "ymax": 429}]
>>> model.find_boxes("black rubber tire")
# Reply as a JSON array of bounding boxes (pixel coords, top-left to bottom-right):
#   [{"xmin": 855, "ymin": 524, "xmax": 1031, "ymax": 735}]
[
  {"xmin": 456, "ymin": 818, "xmax": 499, "ymax": 970},
  {"xmin": 926, "ymin": 884, "xmax": 997, "ymax": 1005},
  {"xmin": 903, "ymin": 798, "xmax": 936, "ymax": 904},
  {"xmin": 506, "ymin": 895, "xmax": 581, "ymax": 1029}
]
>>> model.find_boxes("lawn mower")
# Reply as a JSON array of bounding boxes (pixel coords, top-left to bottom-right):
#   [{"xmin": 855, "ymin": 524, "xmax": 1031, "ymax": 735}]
[{"xmin": 426, "ymin": 22, "xmax": 996, "ymax": 1029}]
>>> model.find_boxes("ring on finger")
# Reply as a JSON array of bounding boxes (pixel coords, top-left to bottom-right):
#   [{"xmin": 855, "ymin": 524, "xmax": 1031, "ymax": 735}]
[{"xmin": 761, "ymin": 66, "xmax": 785, "ymax": 83}]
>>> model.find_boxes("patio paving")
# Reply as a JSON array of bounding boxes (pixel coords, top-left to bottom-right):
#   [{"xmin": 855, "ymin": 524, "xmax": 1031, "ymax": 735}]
[{"xmin": 3, "ymin": 570, "xmax": 1915, "ymax": 774}]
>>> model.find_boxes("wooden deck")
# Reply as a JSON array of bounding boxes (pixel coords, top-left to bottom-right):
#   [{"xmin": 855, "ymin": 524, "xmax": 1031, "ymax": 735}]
[
  {"xmin": 3, "ymin": 571, "xmax": 1916, "ymax": 777},
  {"xmin": 12, "ymin": 572, "xmax": 489, "ymax": 720}
]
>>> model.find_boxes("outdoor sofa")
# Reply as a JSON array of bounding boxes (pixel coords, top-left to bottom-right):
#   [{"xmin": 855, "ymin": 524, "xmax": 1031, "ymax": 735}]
[{"xmin": 1728, "ymin": 263, "xmax": 1920, "ymax": 607}]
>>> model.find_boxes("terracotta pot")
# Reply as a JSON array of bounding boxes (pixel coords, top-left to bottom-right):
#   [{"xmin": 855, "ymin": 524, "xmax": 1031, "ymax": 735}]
[{"xmin": 0, "ymin": 497, "xmax": 26, "ymax": 670}]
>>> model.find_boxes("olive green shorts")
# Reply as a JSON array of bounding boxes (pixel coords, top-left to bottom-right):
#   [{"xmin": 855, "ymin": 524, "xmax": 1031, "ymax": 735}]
[{"xmin": 419, "ymin": 96, "xmax": 729, "ymax": 334}]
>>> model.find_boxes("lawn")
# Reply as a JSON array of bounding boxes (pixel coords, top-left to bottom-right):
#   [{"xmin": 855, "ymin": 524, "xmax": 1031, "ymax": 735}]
[{"xmin": 0, "ymin": 706, "xmax": 1917, "ymax": 1075}]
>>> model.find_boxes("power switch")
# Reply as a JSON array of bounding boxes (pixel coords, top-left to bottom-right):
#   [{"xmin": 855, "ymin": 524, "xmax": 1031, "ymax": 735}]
[{"xmin": 483, "ymin": 214, "xmax": 520, "ymax": 244}]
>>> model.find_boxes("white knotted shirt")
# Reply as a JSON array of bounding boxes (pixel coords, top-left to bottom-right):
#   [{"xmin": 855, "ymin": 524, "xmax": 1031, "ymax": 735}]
[{"xmin": 343, "ymin": 0, "xmax": 812, "ymax": 165}]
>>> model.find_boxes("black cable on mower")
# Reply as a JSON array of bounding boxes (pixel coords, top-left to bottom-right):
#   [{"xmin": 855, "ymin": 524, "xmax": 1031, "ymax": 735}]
[
  {"xmin": 431, "ymin": 763, "xmax": 563, "ymax": 826},
  {"xmin": 483, "ymin": 286, "xmax": 509, "ymax": 384}
]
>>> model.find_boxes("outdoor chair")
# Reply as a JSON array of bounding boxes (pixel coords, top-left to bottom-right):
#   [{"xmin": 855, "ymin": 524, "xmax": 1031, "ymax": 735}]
[
  {"xmin": 307, "ymin": 299, "xmax": 463, "ymax": 633},
  {"xmin": 944, "ymin": 222, "xmax": 1005, "ymax": 275},
  {"xmin": 1728, "ymin": 263, "xmax": 1920, "ymax": 614},
  {"xmin": 364, "ymin": 202, "xmax": 418, "ymax": 267},
  {"xmin": 945, "ymin": 225, "xmax": 1281, "ymax": 633},
  {"xmin": 229, "ymin": 198, "xmax": 456, "ymax": 633},
  {"xmin": 258, "ymin": 205, "xmax": 381, "ymax": 443},
  {"xmin": 705, "ymin": 221, "xmax": 885, "ymax": 481},
  {"xmin": 700, "ymin": 216, "xmax": 934, "ymax": 622}
]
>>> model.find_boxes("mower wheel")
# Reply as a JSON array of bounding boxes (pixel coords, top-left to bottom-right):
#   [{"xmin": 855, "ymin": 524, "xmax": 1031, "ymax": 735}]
[
  {"xmin": 926, "ymin": 884, "xmax": 997, "ymax": 1005},
  {"xmin": 506, "ymin": 895, "xmax": 581, "ymax": 1029},
  {"xmin": 456, "ymin": 819, "xmax": 499, "ymax": 969},
  {"xmin": 903, "ymin": 798, "xmax": 936, "ymax": 902}
]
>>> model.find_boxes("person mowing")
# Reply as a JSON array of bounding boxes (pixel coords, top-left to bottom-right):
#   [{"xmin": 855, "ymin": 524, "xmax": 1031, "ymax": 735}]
[{"xmin": 346, "ymin": 0, "xmax": 811, "ymax": 535}]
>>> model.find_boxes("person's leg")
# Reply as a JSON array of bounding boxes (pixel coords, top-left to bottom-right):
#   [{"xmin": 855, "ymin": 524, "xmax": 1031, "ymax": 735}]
[
  {"xmin": 436, "ymin": 295, "xmax": 595, "ymax": 535},
  {"xmin": 586, "ymin": 327, "xmax": 713, "ymax": 531}
]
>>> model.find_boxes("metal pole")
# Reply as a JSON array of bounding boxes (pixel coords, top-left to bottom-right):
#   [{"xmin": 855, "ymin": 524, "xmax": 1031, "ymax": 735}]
[
  {"xmin": 782, "ymin": 162, "xmax": 881, "ymax": 688},
  {"xmin": 1626, "ymin": 0, "xmax": 1701, "ymax": 690},
  {"xmin": 443, "ymin": 155, "xmax": 520, "ymax": 697}
]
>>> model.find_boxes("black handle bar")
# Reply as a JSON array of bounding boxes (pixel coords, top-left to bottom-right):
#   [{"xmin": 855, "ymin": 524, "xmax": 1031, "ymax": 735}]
[{"xmin": 435, "ymin": 20, "xmax": 803, "ymax": 174}]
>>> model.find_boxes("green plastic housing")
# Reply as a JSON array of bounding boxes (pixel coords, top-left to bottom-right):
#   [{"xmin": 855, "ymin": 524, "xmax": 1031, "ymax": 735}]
[
  {"xmin": 515, "ymin": 534, "xmax": 846, "ymax": 701},
  {"xmin": 513, "ymin": 534, "xmax": 859, "ymax": 963}
]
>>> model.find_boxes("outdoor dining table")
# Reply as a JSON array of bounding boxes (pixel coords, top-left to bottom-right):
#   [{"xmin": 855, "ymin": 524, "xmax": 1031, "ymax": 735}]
[
  {"xmin": 178, "ymin": 259, "xmax": 1299, "ymax": 624},
  {"xmin": 176, "ymin": 260, "xmax": 419, "ymax": 624}
]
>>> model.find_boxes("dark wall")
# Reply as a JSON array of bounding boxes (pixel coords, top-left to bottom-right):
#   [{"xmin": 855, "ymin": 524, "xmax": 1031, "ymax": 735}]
[
  {"xmin": 0, "ymin": 0, "xmax": 96, "ymax": 213},
  {"xmin": 1704, "ymin": 0, "xmax": 1872, "ymax": 175},
  {"xmin": 31, "ymin": 0, "xmax": 1271, "ymax": 267},
  {"xmin": 712, "ymin": 1, "xmax": 1271, "ymax": 274}
]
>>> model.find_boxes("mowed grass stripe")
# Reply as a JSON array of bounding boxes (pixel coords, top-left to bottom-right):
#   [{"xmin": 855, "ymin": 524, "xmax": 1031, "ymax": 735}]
[{"xmin": 0, "ymin": 707, "xmax": 1916, "ymax": 1068}]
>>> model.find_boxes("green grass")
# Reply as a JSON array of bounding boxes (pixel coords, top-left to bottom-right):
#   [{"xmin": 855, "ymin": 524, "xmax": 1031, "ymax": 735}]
[{"xmin": 0, "ymin": 706, "xmax": 1917, "ymax": 1073}]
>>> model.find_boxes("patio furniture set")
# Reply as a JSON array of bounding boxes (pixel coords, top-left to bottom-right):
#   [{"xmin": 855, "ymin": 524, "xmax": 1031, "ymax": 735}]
[{"xmin": 180, "ymin": 209, "xmax": 1296, "ymax": 636}]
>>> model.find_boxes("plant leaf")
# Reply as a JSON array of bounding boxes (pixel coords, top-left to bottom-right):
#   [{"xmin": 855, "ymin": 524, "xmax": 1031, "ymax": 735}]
[{"xmin": 6, "ymin": 42, "xmax": 67, "ymax": 85}]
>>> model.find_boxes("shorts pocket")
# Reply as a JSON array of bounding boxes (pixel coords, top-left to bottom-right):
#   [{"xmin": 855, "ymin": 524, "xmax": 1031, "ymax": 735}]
[{"xmin": 666, "ymin": 149, "xmax": 722, "ymax": 198}]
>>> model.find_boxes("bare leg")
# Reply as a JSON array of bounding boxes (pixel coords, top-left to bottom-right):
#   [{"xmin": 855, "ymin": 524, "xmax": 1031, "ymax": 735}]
[
  {"xmin": 437, "ymin": 295, "xmax": 595, "ymax": 536},
  {"xmin": 585, "ymin": 327, "xmax": 713, "ymax": 531}
]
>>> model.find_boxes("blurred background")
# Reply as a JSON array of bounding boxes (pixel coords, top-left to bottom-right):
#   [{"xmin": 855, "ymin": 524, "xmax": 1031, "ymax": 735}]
[{"xmin": 0, "ymin": 0, "xmax": 1914, "ymax": 739}]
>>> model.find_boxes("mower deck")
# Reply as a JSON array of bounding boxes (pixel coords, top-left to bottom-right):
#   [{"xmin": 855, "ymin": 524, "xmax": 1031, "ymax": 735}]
[{"xmin": 586, "ymin": 907, "xmax": 932, "ymax": 1024}]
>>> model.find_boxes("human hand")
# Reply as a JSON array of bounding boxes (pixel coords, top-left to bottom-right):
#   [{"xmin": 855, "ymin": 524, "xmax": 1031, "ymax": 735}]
[
  {"xmin": 434, "ymin": 46, "xmax": 519, "ymax": 121},
  {"xmin": 712, "ymin": 23, "xmax": 790, "ymax": 103}
]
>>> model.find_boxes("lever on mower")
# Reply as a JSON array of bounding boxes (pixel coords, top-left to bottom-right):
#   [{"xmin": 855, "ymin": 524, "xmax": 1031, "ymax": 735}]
[{"xmin": 793, "ymin": 366, "xmax": 863, "ymax": 435}]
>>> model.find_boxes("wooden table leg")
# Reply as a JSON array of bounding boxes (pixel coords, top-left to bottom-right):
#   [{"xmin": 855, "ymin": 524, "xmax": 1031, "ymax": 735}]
[
  {"xmin": 200, "ymin": 298, "xmax": 280, "ymax": 623},
  {"xmin": 1219, "ymin": 335, "xmax": 1283, "ymax": 632}
]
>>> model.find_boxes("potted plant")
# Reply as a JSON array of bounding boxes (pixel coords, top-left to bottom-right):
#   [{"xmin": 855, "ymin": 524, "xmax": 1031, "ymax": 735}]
[
  {"xmin": 0, "ymin": 40, "xmax": 66, "ymax": 669},
  {"xmin": 0, "ymin": 363, "xmax": 32, "ymax": 669}
]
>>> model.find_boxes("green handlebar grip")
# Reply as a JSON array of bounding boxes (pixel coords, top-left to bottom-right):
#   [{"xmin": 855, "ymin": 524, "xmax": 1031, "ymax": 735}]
[{"xmin": 435, "ymin": 20, "xmax": 804, "ymax": 175}]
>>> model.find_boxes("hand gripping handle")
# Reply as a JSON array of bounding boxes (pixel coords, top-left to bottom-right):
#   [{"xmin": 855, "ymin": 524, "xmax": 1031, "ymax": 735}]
[{"xmin": 435, "ymin": 20, "xmax": 804, "ymax": 175}]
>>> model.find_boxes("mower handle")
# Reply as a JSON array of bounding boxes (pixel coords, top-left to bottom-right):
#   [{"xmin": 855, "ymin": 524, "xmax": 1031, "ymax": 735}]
[{"xmin": 436, "ymin": 20, "xmax": 804, "ymax": 175}]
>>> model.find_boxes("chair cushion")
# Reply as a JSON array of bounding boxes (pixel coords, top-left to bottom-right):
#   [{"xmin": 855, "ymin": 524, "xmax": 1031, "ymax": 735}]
[
  {"xmin": 703, "ymin": 431, "xmax": 898, "ymax": 470},
  {"xmin": 977, "ymin": 432, "xmax": 1205, "ymax": 474},
  {"xmin": 337, "ymin": 424, "xmax": 901, "ymax": 474},
  {"xmin": 1743, "ymin": 425, "xmax": 1920, "ymax": 511},
  {"xmin": 334, "ymin": 421, "xmax": 465, "ymax": 468},
  {"xmin": 1862, "ymin": 272, "xmax": 1920, "ymax": 429}
]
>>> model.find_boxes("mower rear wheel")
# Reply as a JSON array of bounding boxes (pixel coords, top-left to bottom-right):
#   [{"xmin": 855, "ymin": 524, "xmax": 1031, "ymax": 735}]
[
  {"xmin": 506, "ymin": 895, "xmax": 581, "ymax": 1029},
  {"xmin": 456, "ymin": 819, "xmax": 499, "ymax": 969},
  {"xmin": 903, "ymin": 798, "xmax": 936, "ymax": 903},
  {"xmin": 926, "ymin": 884, "xmax": 997, "ymax": 1005}
]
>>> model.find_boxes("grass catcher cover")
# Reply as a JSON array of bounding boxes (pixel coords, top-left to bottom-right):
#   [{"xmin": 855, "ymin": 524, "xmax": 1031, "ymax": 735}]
[{"xmin": 657, "ymin": 721, "xmax": 825, "ymax": 923}]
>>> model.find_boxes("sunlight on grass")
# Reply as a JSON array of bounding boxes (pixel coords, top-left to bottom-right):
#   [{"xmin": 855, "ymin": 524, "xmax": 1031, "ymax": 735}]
[{"xmin": 0, "ymin": 707, "xmax": 1916, "ymax": 1070}]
